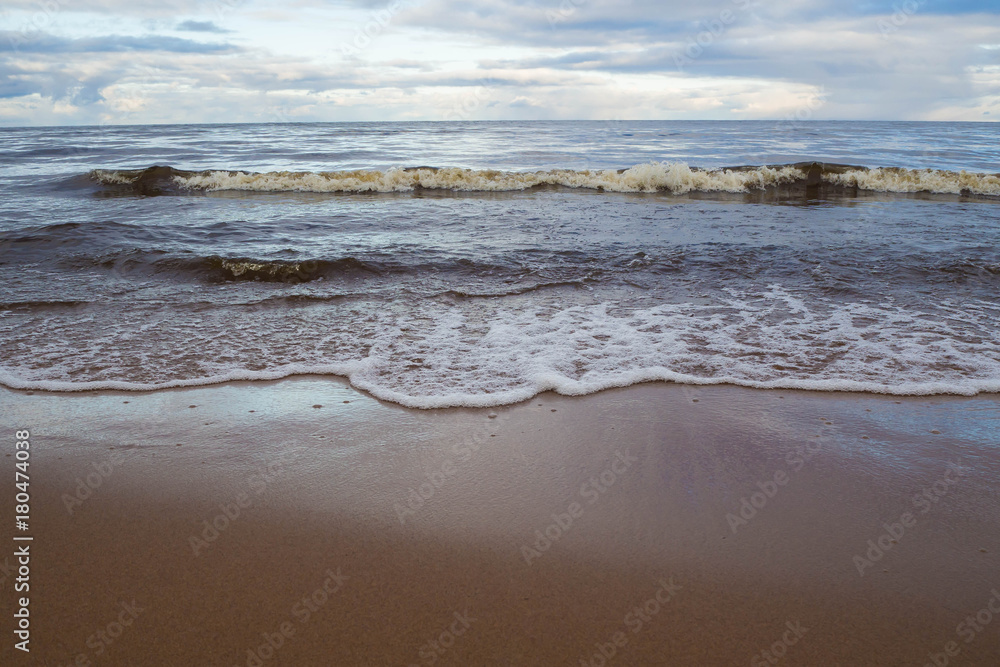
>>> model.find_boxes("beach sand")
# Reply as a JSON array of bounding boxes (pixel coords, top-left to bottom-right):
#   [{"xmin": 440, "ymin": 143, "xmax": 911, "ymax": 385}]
[{"xmin": 1, "ymin": 379, "xmax": 998, "ymax": 665}]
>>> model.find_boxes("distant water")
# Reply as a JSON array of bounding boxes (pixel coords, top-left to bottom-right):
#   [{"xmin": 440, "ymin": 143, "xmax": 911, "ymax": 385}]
[{"xmin": 1, "ymin": 121, "xmax": 998, "ymax": 407}]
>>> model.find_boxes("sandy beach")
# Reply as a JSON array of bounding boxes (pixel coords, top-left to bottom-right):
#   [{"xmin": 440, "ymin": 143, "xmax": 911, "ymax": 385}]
[{"xmin": 0, "ymin": 379, "xmax": 997, "ymax": 665}]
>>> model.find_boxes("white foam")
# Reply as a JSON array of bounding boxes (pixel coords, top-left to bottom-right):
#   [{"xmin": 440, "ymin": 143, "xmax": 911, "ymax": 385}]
[
  {"xmin": 823, "ymin": 168, "xmax": 1000, "ymax": 196},
  {"xmin": 90, "ymin": 168, "xmax": 139, "ymax": 185},
  {"xmin": 3, "ymin": 288, "xmax": 999, "ymax": 407},
  {"xmin": 173, "ymin": 163, "xmax": 808, "ymax": 194},
  {"xmin": 90, "ymin": 163, "xmax": 1000, "ymax": 197}
]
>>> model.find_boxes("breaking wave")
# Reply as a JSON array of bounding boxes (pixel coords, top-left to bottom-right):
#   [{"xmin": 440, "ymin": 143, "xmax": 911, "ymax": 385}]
[
  {"xmin": 87, "ymin": 162, "xmax": 1000, "ymax": 197},
  {"xmin": 2, "ymin": 289, "xmax": 999, "ymax": 407}
]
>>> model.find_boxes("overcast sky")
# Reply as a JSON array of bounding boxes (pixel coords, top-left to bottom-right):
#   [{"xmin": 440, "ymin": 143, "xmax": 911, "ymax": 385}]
[{"xmin": 1, "ymin": 0, "xmax": 998, "ymax": 125}]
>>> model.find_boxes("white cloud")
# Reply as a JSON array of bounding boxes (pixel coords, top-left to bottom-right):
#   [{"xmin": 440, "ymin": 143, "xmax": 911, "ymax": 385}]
[{"xmin": 0, "ymin": 0, "xmax": 997, "ymax": 124}]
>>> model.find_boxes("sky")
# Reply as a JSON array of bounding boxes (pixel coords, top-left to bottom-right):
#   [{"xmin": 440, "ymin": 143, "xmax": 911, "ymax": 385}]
[{"xmin": 0, "ymin": 0, "xmax": 998, "ymax": 126}]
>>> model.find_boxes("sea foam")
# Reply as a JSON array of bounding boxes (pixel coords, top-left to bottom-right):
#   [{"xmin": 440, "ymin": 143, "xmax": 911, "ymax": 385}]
[
  {"xmin": 3, "ymin": 288, "xmax": 998, "ymax": 407},
  {"xmin": 88, "ymin": 162, "xmax": 1000, "ymax": 197},
  {"xmin": 822, "ymin": 167, "xmax": 1000, "ymax": 196},
  {"xmin": 171, "ymin": 163, "xmax": 808, "ymax": 194}
]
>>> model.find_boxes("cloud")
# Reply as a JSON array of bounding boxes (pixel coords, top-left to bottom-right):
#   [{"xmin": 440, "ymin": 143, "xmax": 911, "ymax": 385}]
[
  {"xmin": 175, "ymin": 20, "xmax": 232, "ymax": 34},
  {"xmin": 0, "ymin": 32, "xmax": 238, "ymax": 54},
  {"xmin": 508, "ymin": 95, "xmax": 541, "ymax": 108},
  {"xmin": 0, "ymin": 0, "xmax": 216, "ymax": 15},
  {"xmin": 0, "ymin": 0, "xmax": 997, "ymax": 124}
]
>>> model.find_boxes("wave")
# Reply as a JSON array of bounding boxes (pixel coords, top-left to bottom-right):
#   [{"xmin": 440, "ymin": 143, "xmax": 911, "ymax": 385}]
[
  {"xmin": 0, "ymin": 299, "xmax": 89, "ymax": 310},
  {"xmin": 3, "ymin": 365, "xmax": 999, "ymax": 409},
  {"xmin": 2, "ymin": 289, "xmax": 998, "ymax": 407},
  {"xmin": 87, "ymin": 162, "xmax": 1000, "ymax": 197},
  {"xmin": 48, "ymin": 249, "xmax": 555, "ymax": 285},
  {"xmin": 13, "ymin": 242, "xmax": 997, "ymax": 288},
  {"xmin": 823, "ymin": 167, "xmax": 1000, "ymax": 196},
  {"xmin": 200, "ymin": 256, "xmax": 374, "ymax": 283}
]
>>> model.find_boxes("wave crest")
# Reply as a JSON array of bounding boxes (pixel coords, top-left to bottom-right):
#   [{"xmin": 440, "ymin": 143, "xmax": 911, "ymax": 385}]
[
  {"xmin": 87, "ymin": 162, "xmax": 1000, "ymax": 197},
  {"xmin": 823, "ymin": 167, "xmax": 1000, "ymax": 196},
  {"xmin": 173, "ymin": 163, "xmax": 808, "ymax": 194}
]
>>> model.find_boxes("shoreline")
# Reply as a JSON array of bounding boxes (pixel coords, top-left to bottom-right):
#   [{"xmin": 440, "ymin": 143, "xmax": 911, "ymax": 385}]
[
  {"xmin": 2, "ymin": 379, "xmax": 999, "ymax": 664},
  {"xmin": 3, "ymin": 370, "xmax": 1000, "ymax": 408}
]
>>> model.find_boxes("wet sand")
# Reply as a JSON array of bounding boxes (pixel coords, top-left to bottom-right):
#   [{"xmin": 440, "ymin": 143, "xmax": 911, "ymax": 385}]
[{"xmin": 1, "ymin": 379, "xmax": 999, "ymax": 665}]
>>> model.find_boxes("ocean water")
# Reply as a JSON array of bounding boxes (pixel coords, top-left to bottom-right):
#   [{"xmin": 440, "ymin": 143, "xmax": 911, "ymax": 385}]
[{"xmin": 0, "ymin": 121, "xmax": 998, "ymax": 407}]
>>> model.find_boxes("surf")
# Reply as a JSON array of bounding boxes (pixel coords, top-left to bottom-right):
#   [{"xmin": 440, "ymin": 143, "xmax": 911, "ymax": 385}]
[{"xmin": 87, "ymin": 162, "xmax": 1000, "ymax": 197}]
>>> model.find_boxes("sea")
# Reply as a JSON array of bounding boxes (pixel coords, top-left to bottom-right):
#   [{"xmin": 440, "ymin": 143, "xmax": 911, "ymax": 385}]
[{"xmin": 0, "ymin": 121, "xmax": 998, "ymax": 408}]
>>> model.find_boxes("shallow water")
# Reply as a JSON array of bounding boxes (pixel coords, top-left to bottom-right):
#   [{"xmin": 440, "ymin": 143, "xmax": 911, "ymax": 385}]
[{"xmin": 1, "ymin": 121, "xmax": 998, "ymax": 406}]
